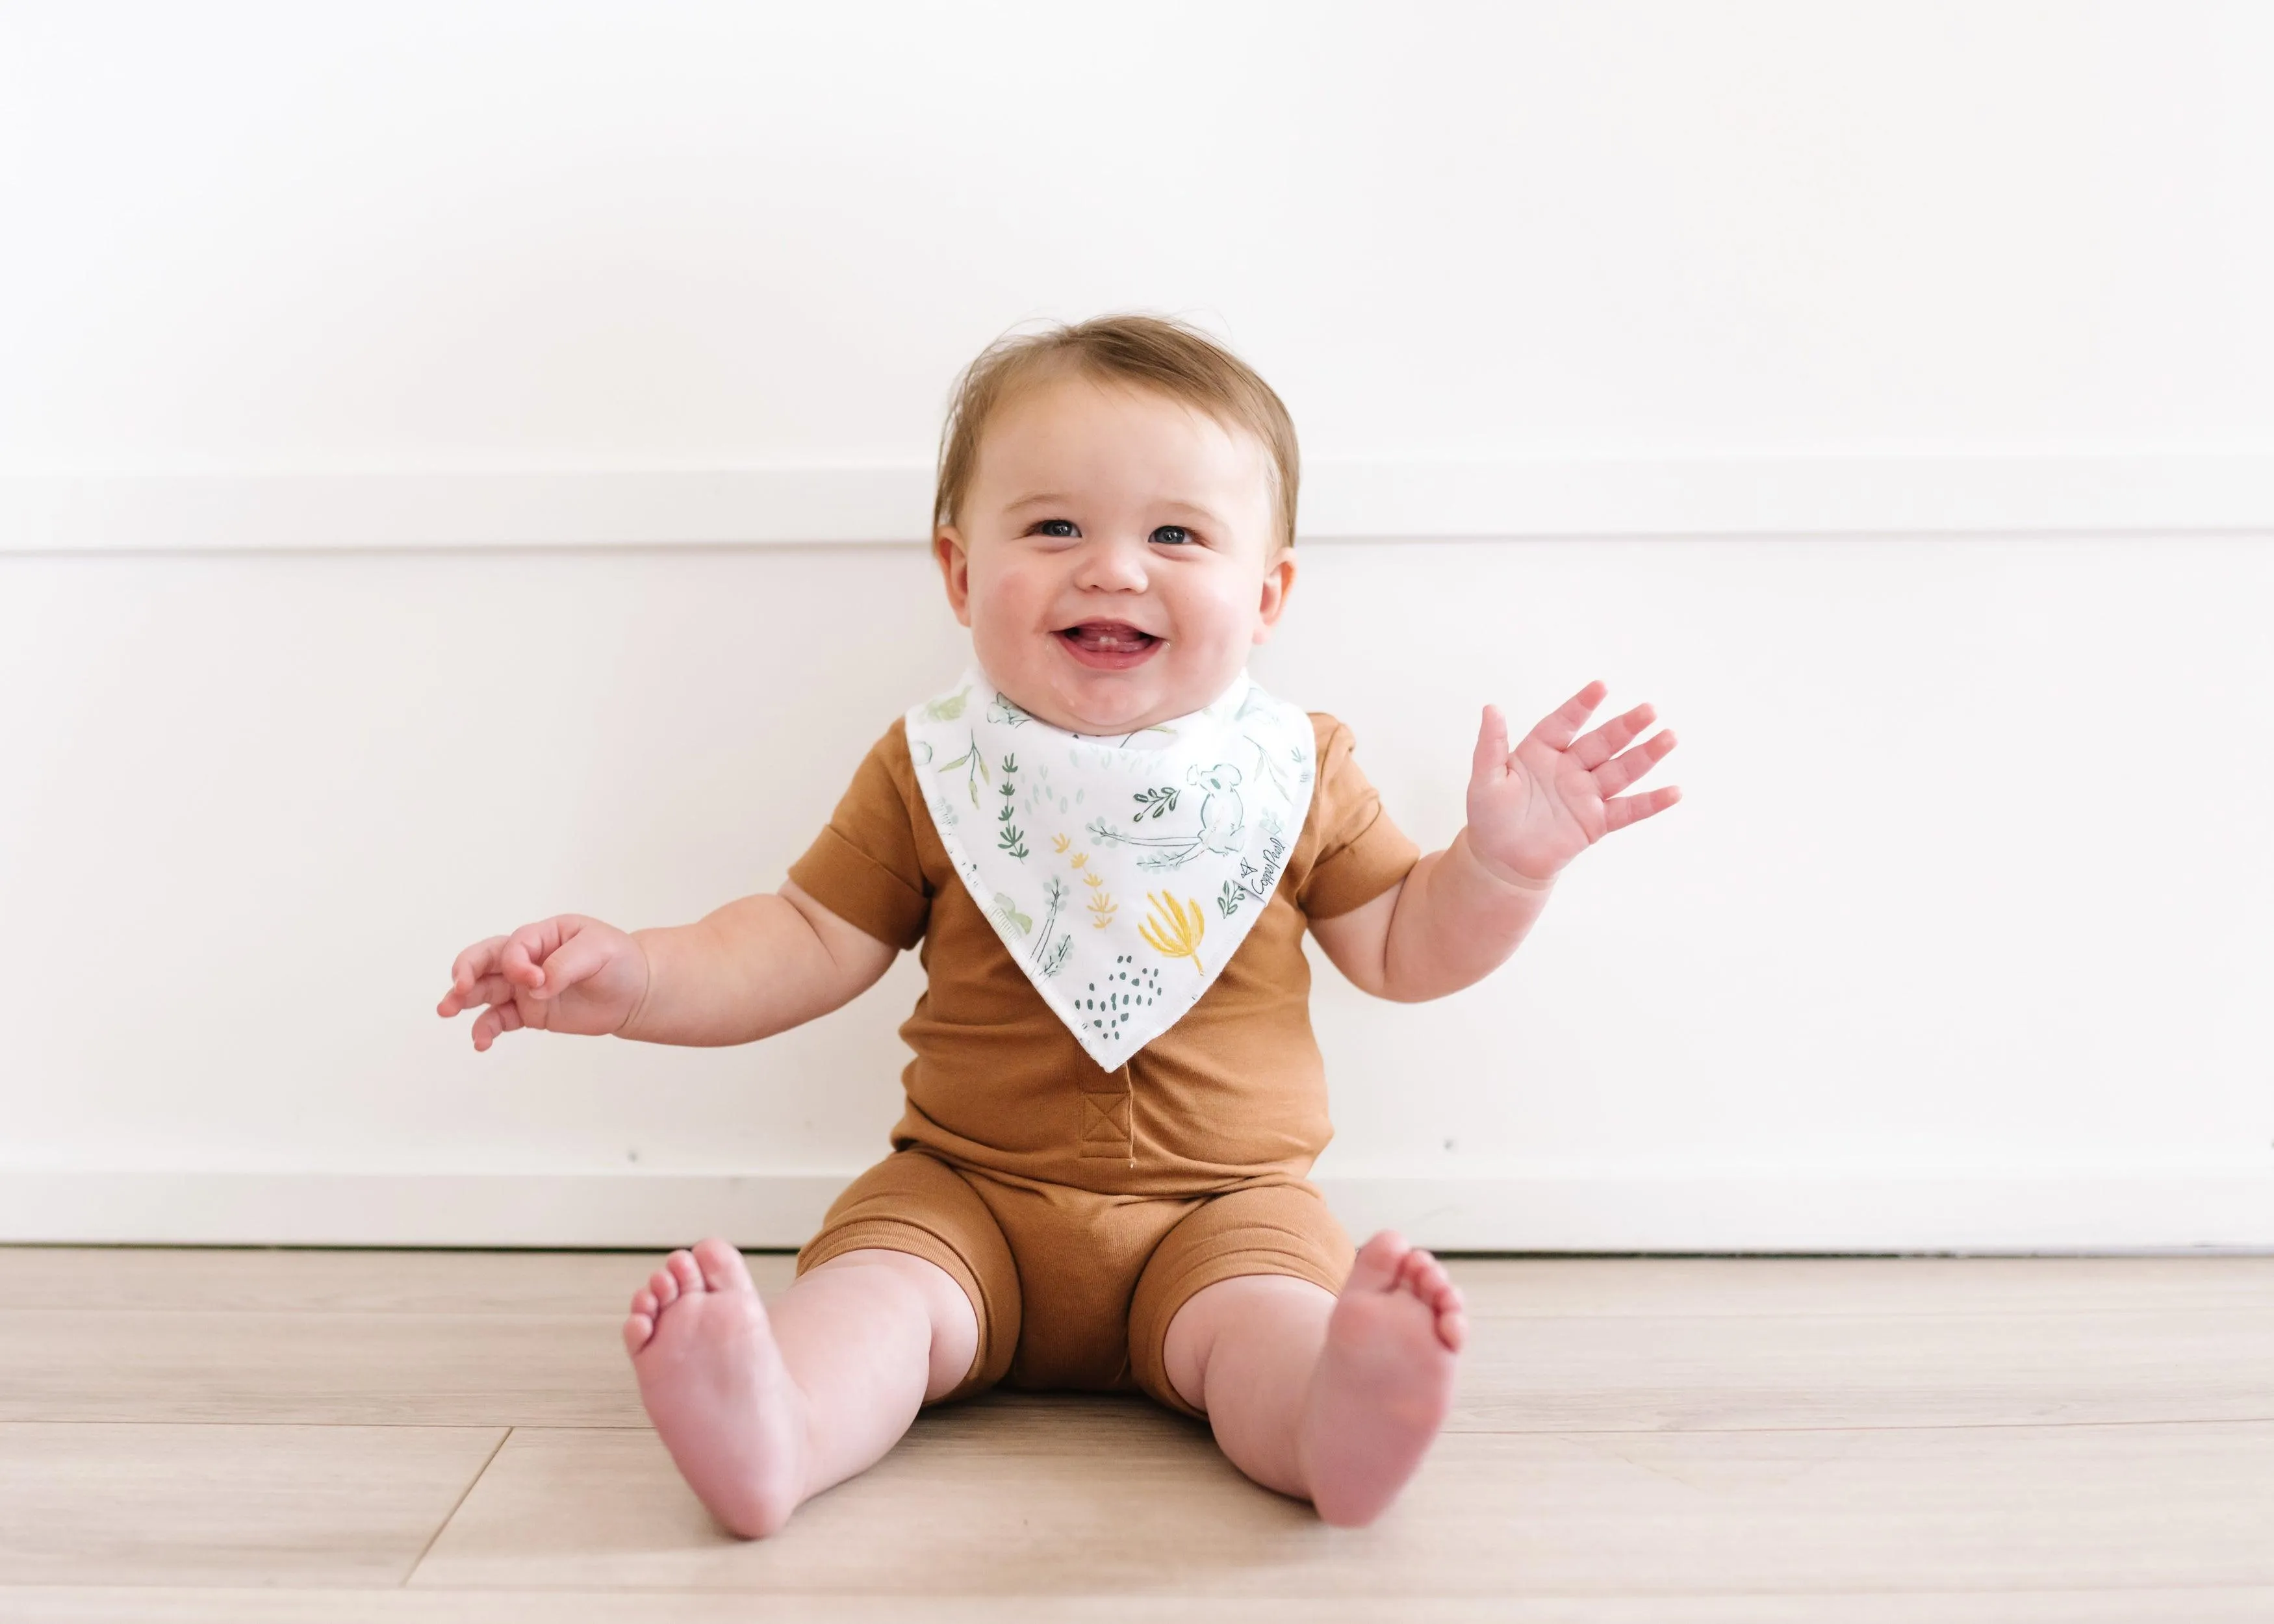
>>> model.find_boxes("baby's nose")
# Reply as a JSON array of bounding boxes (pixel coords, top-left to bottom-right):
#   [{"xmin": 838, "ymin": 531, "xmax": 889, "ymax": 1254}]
[{"xmin": 1071, "ymin": 539, "xmax": 1149, "ymax": 590}]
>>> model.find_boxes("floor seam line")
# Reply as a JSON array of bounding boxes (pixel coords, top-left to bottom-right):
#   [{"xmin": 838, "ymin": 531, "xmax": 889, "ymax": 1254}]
[{"xmin": 403, "ymin": 1423, "xmax": 512, "ymax": 1587}]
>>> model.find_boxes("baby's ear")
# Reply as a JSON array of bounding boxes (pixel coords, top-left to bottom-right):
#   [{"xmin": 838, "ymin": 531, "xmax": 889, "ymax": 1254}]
[
  {"xmin": 1252, "ymin": 544, "xmax": 1297, "ymax": 643},
  {"xmin": 933, "ymin": 528, "xmax": 973, "ymax": 627}
]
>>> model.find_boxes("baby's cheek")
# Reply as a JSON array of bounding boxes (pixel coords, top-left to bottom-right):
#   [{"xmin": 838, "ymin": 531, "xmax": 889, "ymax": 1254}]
[
  {"xmin": 1184, "ymin": 578, "xmax": 1269, "ymax": 651},
  {"xmin": 970, "ymin": 559, "xmax": 1051, "ymax": 626}
]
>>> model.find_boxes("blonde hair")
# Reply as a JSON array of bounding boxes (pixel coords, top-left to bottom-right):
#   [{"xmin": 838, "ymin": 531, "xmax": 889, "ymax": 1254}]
[{"xmin": 934, "ymin": 314, "xmax": 1300, "ymax": 548}]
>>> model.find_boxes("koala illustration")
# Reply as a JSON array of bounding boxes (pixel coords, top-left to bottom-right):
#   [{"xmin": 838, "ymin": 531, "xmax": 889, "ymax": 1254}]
[
  {"xmin": 1089, "ymin": 762, "xmax": 1246, "ymax": 870},
  {"xmin": 1186, "ymin": 763, "xmax": 1246, "ymax": 855}
]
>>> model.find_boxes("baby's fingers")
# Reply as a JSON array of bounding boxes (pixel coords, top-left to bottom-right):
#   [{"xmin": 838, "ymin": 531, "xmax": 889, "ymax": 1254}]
[
  {"xmin": 526, "ymin": 926, "xmax": 614, "ymax": 1002},
  {"xmin": 437, "ymin": 972, "xmax": 515, "ymax": 1019},
  {"xmin": 1603, "ymin": 784, "xmax": 1683, "ymax": 833},
  {"xmin": 1470, "ymin": 705, "xmax": 1513, "ymax": 781},
  {"xmin": 500, "ymin": 917, "xmax": 574, "ymax": 990},
  {"xmin": 470, "ymin": 999, "xmax": 526, "ymax": 1052},
  {"xmin": 1528, "ymin": 679, "xmax": 1609, "ymax": 753},
  {"xmin": 1592, "ymin": 729, "xmax": 1678, "ymax": 798},
  {"xmin": 448, "ymin": 936, "xmax": 511, "ymax": 998}
]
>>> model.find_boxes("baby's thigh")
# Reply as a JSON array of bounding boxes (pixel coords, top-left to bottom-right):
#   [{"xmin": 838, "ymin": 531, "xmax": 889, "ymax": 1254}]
[
  {"xmin": 1128, "ymin": 1180, "xmax": 1355, "ymax": 1416},
  {"xmin": 796, "ymin": 1150, "xmax": 1020, "ymax": 1402}
]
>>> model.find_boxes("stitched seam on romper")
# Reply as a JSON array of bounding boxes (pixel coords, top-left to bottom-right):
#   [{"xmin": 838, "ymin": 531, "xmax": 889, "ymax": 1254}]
[{"xmin": 1078, "ymin": 1062, "xmax": 1134, "ymax": 1160}]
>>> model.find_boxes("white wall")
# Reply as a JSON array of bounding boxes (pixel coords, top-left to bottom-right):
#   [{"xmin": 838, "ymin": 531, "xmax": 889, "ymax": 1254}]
[{"xmin": 3, "ymin": 3, "xmax": 2269, "ymax": 1249}]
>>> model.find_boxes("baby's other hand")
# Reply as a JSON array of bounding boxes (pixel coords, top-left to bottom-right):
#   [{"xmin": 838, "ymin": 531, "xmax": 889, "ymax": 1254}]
[
  {"xmin": 1466, "ymin": 681, "xmax": 1681, "ymax": 888},
  {"xmin": 435, "ymin": 915, "xmax": 650, "ymax": 1052}
]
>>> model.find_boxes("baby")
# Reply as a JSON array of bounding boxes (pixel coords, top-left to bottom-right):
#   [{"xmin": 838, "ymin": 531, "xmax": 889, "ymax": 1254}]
[{"xmin": 435, "ymin": 315, "xmax": 1680, "ymax": 1535}]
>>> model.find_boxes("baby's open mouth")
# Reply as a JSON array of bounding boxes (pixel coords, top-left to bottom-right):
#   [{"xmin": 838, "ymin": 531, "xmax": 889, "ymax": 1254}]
[{"xmin": 1057, "ymin": 620, "xmax": 1162, "ymax": 669}]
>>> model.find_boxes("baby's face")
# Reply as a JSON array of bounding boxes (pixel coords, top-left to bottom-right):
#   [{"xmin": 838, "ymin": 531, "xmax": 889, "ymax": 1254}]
[{"xmin": 934, "ymin": 370, "xmax": 1294, "ymax": 735}]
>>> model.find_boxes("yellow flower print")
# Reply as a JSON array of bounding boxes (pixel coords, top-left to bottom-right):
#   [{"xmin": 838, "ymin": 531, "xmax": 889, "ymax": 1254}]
[
  {"xmin": 1138, "ymin": 892, "xmax": 1207, "ymax": 977},
  {"xmin": 1057, "ymin": 834, "xmax": 1116, "ymax": 927}
]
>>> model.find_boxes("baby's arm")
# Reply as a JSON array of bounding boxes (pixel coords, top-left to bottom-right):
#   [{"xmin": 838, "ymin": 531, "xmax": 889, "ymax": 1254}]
[
  {"xmin": 1309, "ymin": 681, "xmax": 1678, "ymax": 1003},
  {"xmin": 436, "ymin": 882, "xmax": 894, "ymax": 1051},
  {"xmin": 624, "ymin": 883, "xmax": 895, "ymax": 1045}
]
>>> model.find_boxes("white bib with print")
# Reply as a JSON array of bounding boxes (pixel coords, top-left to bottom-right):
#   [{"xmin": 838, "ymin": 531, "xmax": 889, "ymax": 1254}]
[{"xmin": 904, "ymin": 668, "xmax": 1316, "ymax": 1072}]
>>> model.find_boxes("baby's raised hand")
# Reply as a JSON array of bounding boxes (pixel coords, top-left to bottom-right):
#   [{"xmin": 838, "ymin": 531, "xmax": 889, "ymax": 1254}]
[
  {"xmin": 435, "ymin": 915, "xmax": 650, "ymax": 1052},
  {"xmin": 1465, "ymin": 681, "xmax": 1680, "ymax": 889}
]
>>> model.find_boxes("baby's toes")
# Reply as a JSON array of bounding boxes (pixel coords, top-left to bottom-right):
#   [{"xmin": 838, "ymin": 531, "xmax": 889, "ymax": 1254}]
[
  {"xmin": 1346, "ymin": 1230, "xmax": 1409, "ymax": 1295},
  {"xmin": 1395, "ymin": 1247, "xmax": 1447, "ymax": 1297},
  {"xmin": 622, "ymin": 1308, "xmax": 656, "ymax": 1356},
  {"xmin": 1434, "ymin": 1299, "xmax": 1469, "ymax": 1354},
  {"xmin": 648, "ymin": 1267, "xmax": 681, "ymax": 1309},
  {"xmin": 1396, "ymin": 1253, "xmax": 1468, "ymax": 1351},
  {"xmin": 1422, "ymin": 1271, "xmax": 1469, "ymax": 1352},
  {"xmin": 666, "ymin": 1249, "xmax": 706, "ymax": 1295}
]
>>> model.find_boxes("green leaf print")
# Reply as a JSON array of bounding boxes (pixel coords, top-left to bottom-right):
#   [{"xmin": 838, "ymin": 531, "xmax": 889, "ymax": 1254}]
[
  {"xmin": 995, "ymin": 754, "xmax": 1028, "ymax": 857},
  {"xmin": 923, "ymin": 689, "xmax": 970, "ymax": 721},
  {"xmin": 1029, "ymin": 875, "xmax": 1068, "ymax": 967},
  {"xmin": 990, "ymin": 893, "xmax": 1032, "ymax": 936},
  {"xmin": 940, "ymin": 734, "xmax": 991, "ymax": 807}
]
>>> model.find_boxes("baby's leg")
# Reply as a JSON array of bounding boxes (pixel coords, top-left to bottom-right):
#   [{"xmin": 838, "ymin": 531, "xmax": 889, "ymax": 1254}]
[
  {"xmin": 623, "ymin": 1239, "xmax": 977, "ymax": 1538},
  {"xmin": 1160, "ymin": 1231, "xmax": 1466, "ymax": 1527}
]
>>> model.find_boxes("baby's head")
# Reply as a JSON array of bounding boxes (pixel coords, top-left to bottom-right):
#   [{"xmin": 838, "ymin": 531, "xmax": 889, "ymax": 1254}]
[{"xmin": 932, "ymin": 315, "xmax": 1299, "ymax": 736}]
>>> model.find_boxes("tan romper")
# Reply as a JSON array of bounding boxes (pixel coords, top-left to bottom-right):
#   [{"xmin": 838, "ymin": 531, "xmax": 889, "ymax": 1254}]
[{"xmin": 787, "ymin": 711, "xmax": 1419, "ymax": 1415}]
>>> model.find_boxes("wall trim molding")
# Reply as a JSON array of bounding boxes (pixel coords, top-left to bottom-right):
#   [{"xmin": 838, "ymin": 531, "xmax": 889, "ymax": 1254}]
[
  {"xmin": 4, "ymin": 453, "xmax": 2272, "ymax": 552},
  {"xmin": 5, "ymin": 1168, "xmax": 2267, "ymax": 1253}
]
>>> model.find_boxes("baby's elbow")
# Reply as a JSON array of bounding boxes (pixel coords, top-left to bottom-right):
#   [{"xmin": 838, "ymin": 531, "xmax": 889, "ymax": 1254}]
[
  {"xmin": 1333, "ymin": 949, "xmax": 1416, "ymax": 1003},
  {"xmin": 1368, "ymin": 969, "xmax": 1443, "ymax": 1005}
]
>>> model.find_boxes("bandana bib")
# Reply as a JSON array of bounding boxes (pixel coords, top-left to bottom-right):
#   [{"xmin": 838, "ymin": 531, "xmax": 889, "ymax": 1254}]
[{"xmin": 905, "ymin": 667, "xmax": 1316, "ymax": 1072}]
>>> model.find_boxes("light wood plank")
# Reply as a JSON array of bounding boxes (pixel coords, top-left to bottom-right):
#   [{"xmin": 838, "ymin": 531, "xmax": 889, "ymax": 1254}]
[
  {"xmin": 0, "ymin": 1310, "xmax": 645, "ymax": 1427},
  {"xmin": 3, "ymin": 1252, "xmax": 2272, "ymax": 1614},
  {"xmin": 5, "ymin": 1248, "xmax": 2266, "ymax": 1321},
  {"xmin": 1451, "ymin": 1306, "xmax": 2274, "ymax": 1431},
  {"xmin": 12, "ymin": 1588, "xmax": 2274, "ymax": 1624},
  {"xmin": 1450, "ymin": 1256, "xmax": 2274, "ymax": 1319},
  {"xmin": 0, "ymin": 1245, "xmax": 743, "ymax": 1315},
  {"xmin": 411, "ymin": 1406, "xmax": 2274, "ymax": 1597},
  {"xmin": 0, "ymin": 1422, "xmax": 505, "ymax": 1586},
  {"xmin": 9, "ymin": 1268, "xmax": 2264, "ymax": 1434}
]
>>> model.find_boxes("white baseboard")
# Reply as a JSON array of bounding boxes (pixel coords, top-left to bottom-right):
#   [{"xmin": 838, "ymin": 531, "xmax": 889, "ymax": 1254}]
[
  {"xmin": 2, "ymin": 1168, "xmax": 2268, "ymax": 1253},
  {"xmin": 3, "ymin": 453, "xmax": 2271, "ymax": 552}
]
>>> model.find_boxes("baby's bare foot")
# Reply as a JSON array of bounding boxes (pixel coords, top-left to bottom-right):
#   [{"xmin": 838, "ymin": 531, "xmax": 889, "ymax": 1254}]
[
  {"xmin": 1300, "ymin": 1230, "xmax": 1466, "ymax": 1527},
  {"xmin": 623, "ymin": 1237, "xmax": 808, "ymax": 1538}
]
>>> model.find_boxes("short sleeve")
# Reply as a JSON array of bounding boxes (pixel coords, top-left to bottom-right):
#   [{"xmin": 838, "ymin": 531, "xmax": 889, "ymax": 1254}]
[
  {"xmin": 785, "ymin": 721, "xmax": 932, "ymax": 950},
  {"xmin": 1294, "ymin": 716, "xmax": 1422, "ymax": 919}
]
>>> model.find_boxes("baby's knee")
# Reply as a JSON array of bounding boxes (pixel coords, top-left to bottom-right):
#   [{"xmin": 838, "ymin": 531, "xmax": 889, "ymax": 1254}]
[
  {"xmin": 1158, "ymin": 1273, "xmax": 1335, "ymax": 1414},
  {"xmin": 808, "ymin": 1247, "xmax": 981, "ymax": 1399}
]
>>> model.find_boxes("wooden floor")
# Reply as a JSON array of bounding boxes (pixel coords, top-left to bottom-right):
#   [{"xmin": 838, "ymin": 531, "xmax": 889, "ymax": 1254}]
[{"xmin": 1, "ymin": 1249, "xmax": 2269, "ymax": 1622}]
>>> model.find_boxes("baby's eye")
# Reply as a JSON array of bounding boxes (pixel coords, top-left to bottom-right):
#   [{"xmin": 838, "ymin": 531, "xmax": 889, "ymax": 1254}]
[
  {"xmin": 1149, "ymin": 524, "xmax": 1195, "ymax": 547},
  {"xmin": 1028, "ymin": 518, "xmax": 1080, "ymax": 539}
]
